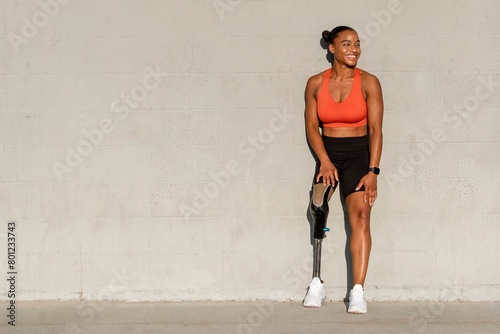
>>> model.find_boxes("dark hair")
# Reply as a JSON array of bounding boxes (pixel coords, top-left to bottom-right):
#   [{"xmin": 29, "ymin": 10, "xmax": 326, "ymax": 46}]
[{"xmin": 322, "ymin": 26, "xmax": 356, "ymax": 44}]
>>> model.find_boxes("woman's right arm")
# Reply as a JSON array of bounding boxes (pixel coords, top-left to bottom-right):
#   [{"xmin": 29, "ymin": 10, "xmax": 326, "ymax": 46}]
[{"xmin": 304, "ymin": 75, "xmax": 339, "ymax": 186}]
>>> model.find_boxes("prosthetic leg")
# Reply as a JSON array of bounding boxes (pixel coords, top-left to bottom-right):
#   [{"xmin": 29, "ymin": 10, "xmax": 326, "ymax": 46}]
[
  {"xmin": 310, "ymin": 184, "xmax": 331, "ymax": 280},
  {"xmin": 303, "ymin": 184, "xmax": 331, "ymax": 307}
]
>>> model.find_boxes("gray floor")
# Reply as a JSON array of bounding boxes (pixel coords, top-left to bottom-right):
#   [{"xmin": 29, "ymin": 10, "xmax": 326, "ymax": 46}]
[{"xmin": 1, "ymin": 301, "xmax": 499, "ymax": 333}]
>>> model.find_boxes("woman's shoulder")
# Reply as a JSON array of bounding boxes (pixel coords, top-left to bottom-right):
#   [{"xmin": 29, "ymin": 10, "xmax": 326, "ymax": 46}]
[
  {"xmin": 357, "ymin": 68, "xmax": 382, "ymax": 95},
  {"xmin": 306, "ymin": 69, "xmax": 329, "ymax": 89},
  {"xmin": 357, "ymin": 68, "xmax": 380, "ymax": 85}
]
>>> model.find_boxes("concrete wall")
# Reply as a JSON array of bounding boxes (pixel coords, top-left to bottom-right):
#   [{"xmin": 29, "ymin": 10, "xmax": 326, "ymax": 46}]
[{"xmin": 0, "ymin": 0, "xmax": 499, "ymax": 302}]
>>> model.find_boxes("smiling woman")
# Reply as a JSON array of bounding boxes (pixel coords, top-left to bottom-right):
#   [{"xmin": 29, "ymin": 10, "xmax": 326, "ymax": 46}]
[{"xmin": 302, "ymin": 26, "xmax": 384, "ymax": 313}]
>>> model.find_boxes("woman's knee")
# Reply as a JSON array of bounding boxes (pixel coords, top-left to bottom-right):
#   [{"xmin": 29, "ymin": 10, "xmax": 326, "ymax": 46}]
[
  {"xmin": 349, "ymin": 207, "xmax": 371, "ymax": 232},
  {"xmin": 346, "ymin": 193, "xmax": 371, "ymax": 217},
  {"xmin": 355, "ymin": 208, "xmax": 370, "ymax": 221},
  {"xmin": 351, "ymin": 220, "xmax": 371, "ymax": 235}
]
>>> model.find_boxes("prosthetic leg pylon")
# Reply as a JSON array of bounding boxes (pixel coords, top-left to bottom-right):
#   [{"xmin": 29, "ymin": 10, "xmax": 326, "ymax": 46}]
[
  {"xmin": 303, "ymin": 184, "xmax": 331, "ymax": 307},
  {"xmin": 310, "ymin": 184, "xmax": 331, "ymax": 280}
]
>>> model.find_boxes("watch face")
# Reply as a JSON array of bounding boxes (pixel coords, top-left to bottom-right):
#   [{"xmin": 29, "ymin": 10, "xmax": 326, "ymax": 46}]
[{"xmin": 369, "ymin": 167, "xmax": 380, "ymax": 175}]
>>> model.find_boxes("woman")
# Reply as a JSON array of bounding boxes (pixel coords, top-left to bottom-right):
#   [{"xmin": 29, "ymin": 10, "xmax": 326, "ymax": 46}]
[{"xmin": 302, "ymin": 26, "xmax": 383, "ymax": 313}]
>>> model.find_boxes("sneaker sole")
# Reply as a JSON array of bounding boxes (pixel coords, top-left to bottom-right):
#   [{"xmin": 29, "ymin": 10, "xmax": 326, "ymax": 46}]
[
  {"xmin": 303, "ymin": 296, "xmax": 326, "ymax": 308},
  {"xmin": 348, "ymin": 307, "xmax": 367, "ymax": 314}
]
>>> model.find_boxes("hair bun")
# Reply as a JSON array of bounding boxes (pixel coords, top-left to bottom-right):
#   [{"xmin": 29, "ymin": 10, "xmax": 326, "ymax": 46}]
[{"xmin": 322, "ymin": 30, "xmax": 330, "ymax": 43}]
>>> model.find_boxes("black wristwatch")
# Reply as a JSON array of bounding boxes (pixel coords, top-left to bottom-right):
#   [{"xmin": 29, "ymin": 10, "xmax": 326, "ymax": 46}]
[{"xmin": 368, "ymin": 167, "xmax": 380, "ymax": 175}]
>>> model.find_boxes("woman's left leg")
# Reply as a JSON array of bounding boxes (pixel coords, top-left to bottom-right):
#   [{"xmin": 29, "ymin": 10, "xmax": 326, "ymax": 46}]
[
  {"xmin": 345, "ymin": 191, "xmax": 372, "ymax": 314},
  {"xmin": 345, "ymin": 192, "xmax": 372, "ymax": 286}
]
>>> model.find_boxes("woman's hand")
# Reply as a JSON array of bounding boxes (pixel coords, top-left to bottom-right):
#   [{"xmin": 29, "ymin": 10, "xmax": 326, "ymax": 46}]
[
  {"xmin": 316, "ymin": 160, "xmax": 339, "ymax": 186},
  {"xmin": 356, "ymin": 173, "xmax": 378, "ymax": 206}
]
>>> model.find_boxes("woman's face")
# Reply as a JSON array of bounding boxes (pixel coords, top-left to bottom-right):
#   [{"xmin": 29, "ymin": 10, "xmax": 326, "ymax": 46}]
[{"xmin": 329, "ymin": 30, "xmax": 361, "ymax": 67}]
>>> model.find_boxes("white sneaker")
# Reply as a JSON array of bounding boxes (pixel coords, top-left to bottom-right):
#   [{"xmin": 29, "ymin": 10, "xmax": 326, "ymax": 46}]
[
  {"xmin": 303, "ymin": 277, "xmax": 326, "ymax": 307},
  {"xmin": 348, "ymin": 284, "xmax": 367, "ymax": 314}
]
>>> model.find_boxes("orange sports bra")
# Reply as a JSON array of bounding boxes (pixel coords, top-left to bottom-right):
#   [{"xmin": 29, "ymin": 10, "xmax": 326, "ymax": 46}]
[{"xmin": 317, "ymin": 67, "xmax": 367, "ymax": 128}]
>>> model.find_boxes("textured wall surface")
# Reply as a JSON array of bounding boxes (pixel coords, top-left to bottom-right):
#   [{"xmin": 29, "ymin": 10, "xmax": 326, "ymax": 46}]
[{"xmin": 0, "ymin": 0, "xmax": 499, "ymax": 303}]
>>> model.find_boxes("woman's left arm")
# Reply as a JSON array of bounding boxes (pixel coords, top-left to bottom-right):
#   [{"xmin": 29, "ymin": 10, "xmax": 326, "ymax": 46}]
[{"xmin": 356, "ymin": 73, "xmax": 384, "ymax": 206}]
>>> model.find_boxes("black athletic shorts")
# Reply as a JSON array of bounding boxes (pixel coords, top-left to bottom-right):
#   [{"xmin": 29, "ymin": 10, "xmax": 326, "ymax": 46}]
[{"xmin": 313, "ymin": 134, "xmax": 370, "ymax": 199}]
